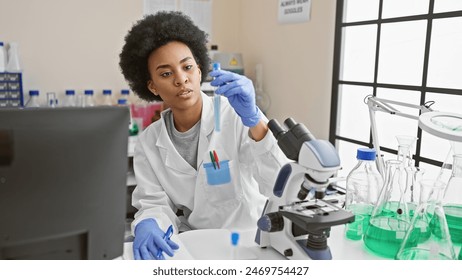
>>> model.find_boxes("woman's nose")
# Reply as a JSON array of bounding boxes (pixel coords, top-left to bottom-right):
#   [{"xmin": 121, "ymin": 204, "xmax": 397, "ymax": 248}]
[{"xmin": 174, "ymin": 73, "xmax": 188, "ymax": 86}]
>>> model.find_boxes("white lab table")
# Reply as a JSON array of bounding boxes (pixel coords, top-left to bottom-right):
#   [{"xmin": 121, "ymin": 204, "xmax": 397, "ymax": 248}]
[{"xmin": 121, "ymin": 225, "xmax": 390, "ymax": 260}]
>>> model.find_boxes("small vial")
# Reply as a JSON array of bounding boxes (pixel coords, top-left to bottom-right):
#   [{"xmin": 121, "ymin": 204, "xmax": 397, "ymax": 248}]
[
  {"xmin": 82, "ymin": 89, "xmax": 95, "ymax": 107},
  {"xmin": 102, "ymin": 89, "xmax": 113, "ymax": 106},
  {"xmin": 231, "ymin": 232, "xmax": 239, "ymax": 260}
]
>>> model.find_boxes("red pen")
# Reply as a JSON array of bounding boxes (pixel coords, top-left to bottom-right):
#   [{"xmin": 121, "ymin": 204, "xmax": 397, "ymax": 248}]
[{"xmin": 213, "ymin": 150, "xmax": 220, "ymax": 169}]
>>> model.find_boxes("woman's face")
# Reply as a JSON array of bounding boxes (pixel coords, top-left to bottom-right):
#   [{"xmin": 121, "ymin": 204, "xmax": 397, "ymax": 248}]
[{"xmin": 147, "ymin": 41, "xmax": 202, "ymax": 111}]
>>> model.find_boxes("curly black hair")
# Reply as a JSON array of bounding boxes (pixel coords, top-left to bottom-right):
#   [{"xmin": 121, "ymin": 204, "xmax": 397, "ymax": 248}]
[{"xmin": 119, "ymin": 11, "xmax": 210, "ymax": 102}]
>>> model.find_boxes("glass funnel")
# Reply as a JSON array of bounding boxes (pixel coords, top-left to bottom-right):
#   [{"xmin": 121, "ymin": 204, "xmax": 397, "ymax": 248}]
[
  {"xmin": 395, "ymin": 180, "xmax": 456, "ymax": 260},
  {"xmin": 363, "ymin": 160, "xmax": 410, "ymax": 258},
  {"xmin": 442, "ymin": 154, "xmax": 462, "ymax": 244},
  {"xmin": 396, "ymin": 135, "xmax": 417, "ymax": 167}
]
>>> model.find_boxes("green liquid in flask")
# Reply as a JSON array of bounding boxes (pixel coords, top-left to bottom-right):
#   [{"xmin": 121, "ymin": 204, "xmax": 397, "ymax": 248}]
[
  {"xmin": 345, "ymin": 204, "xmax": 373, "ymax": 241},
  {"xmin": 396, "ymin": 248, "xmax": 454, "ymax": 260},
  {"xmin": 444, "ymin": 205, "xmax": 462, "ymax": 244},
  {"xmin": 363, "ymin": 216, "xmax": 409, "ymax": 258}
]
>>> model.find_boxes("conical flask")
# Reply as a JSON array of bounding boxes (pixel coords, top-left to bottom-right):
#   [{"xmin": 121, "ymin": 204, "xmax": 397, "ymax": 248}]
[
  {"xmin": 442, "ymin": 154, "xmax": 462, "ymax": 244},
  {"xmin": 363, "ymin": 160, "xmax": 410, "ymax": 258},
  {"xmin": 395, "ymin": 179, "xmax": 456, "ymax": 260},
  {"xmin": 405, "ymin": 166, "xmax": 425, "ymax": 217}
]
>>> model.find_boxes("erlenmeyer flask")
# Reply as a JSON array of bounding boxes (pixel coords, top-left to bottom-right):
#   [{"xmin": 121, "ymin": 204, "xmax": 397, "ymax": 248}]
[
  {"xmin": 442, "ymin": 154, "xmax": 462, "ymax": 244},
  {"xmin": 405, "ymin": 166, "xmax": 425, "ymax": 217},
  {"xmin": 395, "ymin": 180, "xmax": 456, "ymax": 260},
  {"xmin": 363, "ymin": 160, "xmax": 410, "ymax": 258}
]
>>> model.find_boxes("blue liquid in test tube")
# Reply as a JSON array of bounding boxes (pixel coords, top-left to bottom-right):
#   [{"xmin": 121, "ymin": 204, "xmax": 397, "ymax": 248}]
[{"xmin": 213, "ymin": 62, "xmax": 221, "ymax": 132}]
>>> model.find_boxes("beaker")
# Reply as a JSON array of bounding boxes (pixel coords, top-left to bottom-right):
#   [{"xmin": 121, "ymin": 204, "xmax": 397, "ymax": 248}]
[
  {"xmin": 363, "ymin": 160, "xmax": 410, "ymax": 258},
  {"xmin": 442, "ymin": 154, "xmax": 462, "ymax": 244},
  {"xmin": 395, "ymin": 180, "xmax": 456, "ymax": 260}
]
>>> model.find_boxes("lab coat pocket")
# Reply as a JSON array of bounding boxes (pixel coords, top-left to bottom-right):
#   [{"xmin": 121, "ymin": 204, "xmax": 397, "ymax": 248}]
[{"xmin": 202, "ymin": 160, "xmax": 243, "ymax": 206}]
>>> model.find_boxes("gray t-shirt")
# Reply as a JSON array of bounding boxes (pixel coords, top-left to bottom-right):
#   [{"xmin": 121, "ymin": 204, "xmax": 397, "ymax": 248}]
[{"xmin": 165, "ymin": 110, "xmax": 200, "ymax": 169}]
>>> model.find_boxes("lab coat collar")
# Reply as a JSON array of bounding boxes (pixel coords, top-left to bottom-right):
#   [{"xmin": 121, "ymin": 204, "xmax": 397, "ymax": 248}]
[{"xmin": 155, "ymin": 91, "xmax": 213, "ymax": 175}]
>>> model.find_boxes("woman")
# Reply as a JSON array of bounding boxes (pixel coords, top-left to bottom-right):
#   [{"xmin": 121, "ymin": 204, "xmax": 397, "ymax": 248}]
[{"xmin": 119, "ymin": 11, "xmax": 288, "ymax": 260}]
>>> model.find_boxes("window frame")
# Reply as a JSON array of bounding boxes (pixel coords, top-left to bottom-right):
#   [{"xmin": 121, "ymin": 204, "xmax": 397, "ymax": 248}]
[{"xmin": 330, "ymin": 0, "xmax": 462, "ymax": 170}]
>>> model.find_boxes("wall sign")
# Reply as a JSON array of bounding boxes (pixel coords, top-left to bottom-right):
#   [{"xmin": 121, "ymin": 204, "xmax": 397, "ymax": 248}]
[{"xmin": 278, "ymin": 0, "xmax": 312, "ymax": 24}]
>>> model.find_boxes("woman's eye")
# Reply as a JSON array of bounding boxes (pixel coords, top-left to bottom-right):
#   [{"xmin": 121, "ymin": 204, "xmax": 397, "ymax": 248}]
[
  {"xmin": 161, "ymin": 72, "xmax": 172, "ymax": 77},
  {"xmin": 185, "ymin": 65, "xmax": 193, "ymax": 70}
]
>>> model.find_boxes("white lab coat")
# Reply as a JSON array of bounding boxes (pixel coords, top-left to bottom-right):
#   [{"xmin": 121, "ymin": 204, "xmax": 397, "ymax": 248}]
[{"xmin": 131, "ymin": 92, "xmax": 288, "ymax": 234}]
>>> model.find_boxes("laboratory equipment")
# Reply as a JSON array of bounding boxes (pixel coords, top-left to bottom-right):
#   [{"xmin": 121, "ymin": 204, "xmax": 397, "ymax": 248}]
[
  {"xmin": 366, "ymin": 96, "xmax": 433, "ymax": 175},
  {"xmin": 344, "ymin": 148, "xmax": 382, "ymax": 241},
  {"xmin": 363, "ymin": 159, "xmax": 410, "ymax": 258},
  {"xmin": 26, "ymin": 90, "xmax": 40, "ymax": 108},
  {"xmin": 0, "ymin": 42, "xmax": 5, "ymax": 72},
  {"xmin": 212, "ymin": 62, "xmax": 221, "ymax": 132},
  {"xmin": 231, "ymin": 232, "xmax": 239, "ymax": 260},
  {"xmin": 102, "ymin": 89, "xmax": 113, "ymax": 106},
  {"xmin": 5, "ymin": 42, "xmax": 21, "ymax": 72},
  {"xmin": 82, "ymin": 89, "xmax": 95, "ymax": 107},
  {"xmin": 256, "ymin": 117, "xmax": 354, "ymax": 260},
  {"xmin": 395, "ymin": 180, "xmax": 456, "ymax": 260},
  {"xmin": 0, "ymin": 107, "xmax": 129, "ymax": 259},
  {"xmin": 442, "ymin": 154, "xmax": 462, "ymax": 244},
  {"xmin": 46, "ymin": 92, "xmax": 58, "ymax": 107},
  {"xmin": 395, "ymin": 135, "xmax": 422, "ymax": 215},
  {"xmin": 63, "ymin": 90, "xmax": 76, "ymax": 107}
]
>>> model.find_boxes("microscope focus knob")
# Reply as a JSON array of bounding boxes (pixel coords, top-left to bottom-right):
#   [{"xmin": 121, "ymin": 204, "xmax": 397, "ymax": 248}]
[{"xmin": 257, "ymin": 212, "xmax": 284, "ymax": 232}]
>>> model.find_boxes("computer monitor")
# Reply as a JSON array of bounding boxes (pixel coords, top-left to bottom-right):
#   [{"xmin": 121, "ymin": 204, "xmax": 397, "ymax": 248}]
[{"xmin": 0, "ymin": 107, "xmax": 129, "ymax": 259}]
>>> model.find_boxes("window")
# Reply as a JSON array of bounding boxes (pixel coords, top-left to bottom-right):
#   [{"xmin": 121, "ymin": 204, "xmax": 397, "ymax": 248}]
[{"xmin": 330, "ymin": 0, "xmax": 462, "ymax": 180}]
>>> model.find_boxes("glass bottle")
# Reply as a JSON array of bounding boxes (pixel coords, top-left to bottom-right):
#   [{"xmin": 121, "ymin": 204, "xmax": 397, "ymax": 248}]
[
  {"xmin": 344, "ymin": 148, "xmax": 382, "ymax": 240},
  {"xmin": 82, "ymin": 89, "xmax": 95, "ymax": 107},
  {"xmin": 101, "ymin": 89, "xmax": 113, "ymax": 106},
  {"xmin": 6, "ymin": 42, "xmax": 21, "ymax": 73},
  {"xmin": 63, "ymin": 90, "xmax": 76, "ymax": 107},
  {"xmin": 395, "ymin": 179, "xmax": 456, "ymax": 260},
  {"xmin": 0, "ymin": 42, "xmax": 5, "ymax": 72},
  {"xmin": 363, "ymin": 159, "xmax": 410, "ymax": 258},
  {"xmin": 442, "ymin": 154, "xmax": 462, "ymax": 244},
  {"xmin": 26, "ymin": 90, "xmax": 41, "ymax": 108}
]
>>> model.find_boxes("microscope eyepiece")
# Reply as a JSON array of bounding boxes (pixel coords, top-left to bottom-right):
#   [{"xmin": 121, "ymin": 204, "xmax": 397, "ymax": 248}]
[{"xmin": 268, "ymin": 119, "xmax": 286, "ymax": 140}]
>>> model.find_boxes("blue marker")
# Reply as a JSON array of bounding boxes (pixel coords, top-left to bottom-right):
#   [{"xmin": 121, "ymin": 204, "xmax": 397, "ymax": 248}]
[{"xmin": 156, "ymin": 225, "xmax": 174, "ymax": 259}]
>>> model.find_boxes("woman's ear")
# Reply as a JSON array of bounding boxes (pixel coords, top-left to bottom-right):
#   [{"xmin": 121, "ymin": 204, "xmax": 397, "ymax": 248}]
[{"xmin": 147, "ymin": 80, "xmax": 158, "ymax": 95}]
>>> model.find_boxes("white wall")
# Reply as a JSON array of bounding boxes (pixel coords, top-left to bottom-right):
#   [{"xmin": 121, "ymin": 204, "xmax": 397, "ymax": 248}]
[{"xmin": 0, "ymin": 0, "xmax": 336, "ymax": 138}]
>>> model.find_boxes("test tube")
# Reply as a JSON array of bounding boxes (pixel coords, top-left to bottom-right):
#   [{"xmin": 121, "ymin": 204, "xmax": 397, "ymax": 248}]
[{"xmin": 213, "ymin": 62, "xmax": 221, "ymax": 132}]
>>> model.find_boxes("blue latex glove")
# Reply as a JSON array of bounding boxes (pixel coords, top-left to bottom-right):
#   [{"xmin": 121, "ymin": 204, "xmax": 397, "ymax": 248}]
[
  {"xmin": 133, "ymin": 218, "xmax": 179, "ymax": 260},
  {"xmin": 209, "ymin": 69, "xmax": 261, "ymax": 127}
]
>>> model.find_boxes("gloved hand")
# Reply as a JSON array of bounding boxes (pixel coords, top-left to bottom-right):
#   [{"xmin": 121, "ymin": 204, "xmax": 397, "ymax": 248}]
[
  {"xmin": 210, "ymin": 69, "xmax": 261, "ymax": 127},
  {"xmin": 133, "ymin": 218, "xmax": 179, "ymax": 260}
]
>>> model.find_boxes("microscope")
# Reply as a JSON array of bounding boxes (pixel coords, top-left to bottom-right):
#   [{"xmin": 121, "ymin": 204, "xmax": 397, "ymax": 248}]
[{"xmin": 255, "ymin": 118, "xmax": 354, "ymax": 260}]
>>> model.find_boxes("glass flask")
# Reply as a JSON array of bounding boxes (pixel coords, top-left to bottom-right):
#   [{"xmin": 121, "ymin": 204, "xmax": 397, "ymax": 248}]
[
  {"xmin": 395, "ymin": 179, "xmax": 456, "ymax": 260},
  {"xmin": 442, "ymin": 154, "xmax": 462, "ymax": 244},
  {"xmin": 363, "ymin": 159, "xmax": 410, "ymax": 258},
  {"xmin": 404, "ymin": 166, "xmax": 425, "ymax": 217}
]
